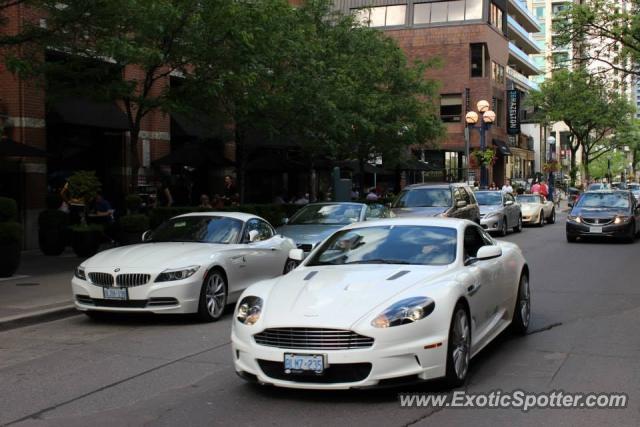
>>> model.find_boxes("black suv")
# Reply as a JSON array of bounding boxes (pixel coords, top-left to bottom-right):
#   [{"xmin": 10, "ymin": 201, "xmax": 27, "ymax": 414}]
[{"xmin": 391, "ymin": 183, "xmax": 481, "ymax": 223}]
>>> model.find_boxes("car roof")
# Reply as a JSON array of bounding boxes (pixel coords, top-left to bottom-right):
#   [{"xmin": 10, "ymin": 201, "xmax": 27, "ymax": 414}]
[
  {"xmin": 174, "ymin": 211, "xmax": 261, "ymax": 222},
  {"xmin": 338, "ymin": 217, "xmax": 473, "ymax": 232}
]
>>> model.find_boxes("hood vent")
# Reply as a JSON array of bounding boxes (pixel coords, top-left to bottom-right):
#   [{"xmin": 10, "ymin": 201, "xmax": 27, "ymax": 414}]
[
  {"xmin": 387, "ymin": 270, "xmax": 410, "ymax": 281},
  {"xmin": 304, "ymin": 271, "xmax": 318, "ymax": 281}
]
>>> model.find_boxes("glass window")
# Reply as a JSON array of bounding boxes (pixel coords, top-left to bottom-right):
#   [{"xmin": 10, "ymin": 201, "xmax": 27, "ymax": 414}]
[
  {"xmin": 149, "ymin": 216, "xmax": 243, "ymax": 244},
  {"xmin": 413, "ymin": 2, "xmax": 431, "ymax": 24},
  {"xmin": 306, "ymin": 225, "xmax": 458, "ymax": 266},
  {"xmin": 365, "ymin": 204, "xmax": 388, "ymax": 220},
  {"xmin": 369, "ymin": 6, "xmax": 387, "ymax": 27},
  {"xmin": 496, "ymin": 98, "xmax": 504, "ymax": 127},
  {"xmin": 470, "ymin": 43, "xmax": 486, "ymax": 77},
  {"xmin": 392, "ymin": 188, "xmax": 453, "ymax": 208},
  {"xmin": 475, "ymin": 191, "xmax": 503, "ymax": 206},
  {"xmin": 490, "ymin": 3, "xmax": 503, "ymax": 32},
  {"xmin": 577, "ymin": 193, "xmax": 630, "ymax": 209},
  {"xmin": 463, "ymin": 226, "xmax": 486, "ymax": 258},
  {"xmin": 353, "ymin": 8, "xmax": 369, "ymax": 25},
  {"xmin": 245, "ymin": 219, "xmax": 274, "ymax": 242},
  {"xmin": 448, "ymin": 0, "xmax": 465, "ymax": 21},
  {"xmin": 465, "ymin": 0, "xmax": 482, "ymax": 20},
  {"xmin": 539, "ymin": 23, "xmax": 546, "ymax": 35},
  {"xmin": 440, "ymin": 94, "xmax": 462, "ymax": 122},
  {"xmin": 288, "ymin": 203, "xmax": 363, "ymax": 225},
  {"xmin": 431, "ymin": 2, "xmax": 448, "ymax": 23},
  {"xmin": 534, "ymin": 6, "xmax": 545, "ymax": 19},
  {"xmin": 386, "ymin": 5, "xmax": 406, "ymax": 26}
]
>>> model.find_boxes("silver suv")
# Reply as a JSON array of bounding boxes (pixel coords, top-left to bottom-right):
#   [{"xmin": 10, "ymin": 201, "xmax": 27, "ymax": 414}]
[{"xmin": 391, "ymin": 183, "xmax": 480, "ymax": 223}]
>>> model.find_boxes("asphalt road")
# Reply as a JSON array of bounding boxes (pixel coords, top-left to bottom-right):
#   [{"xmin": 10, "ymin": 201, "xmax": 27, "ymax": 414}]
[{"xmin": 2, "ymin": 210, "xmax": 640, "ymax": 427}]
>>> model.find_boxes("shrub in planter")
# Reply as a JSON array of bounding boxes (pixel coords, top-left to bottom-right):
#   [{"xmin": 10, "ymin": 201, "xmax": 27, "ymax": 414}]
[
  {"xmin": 0, "ymin": 196, "xmax": 18, "ymax": 222},
  {"xmin": 117, "ymin": 214, "xmax": 149, "ymax": 245},
  {"xmin": 38, "ymin": 210, "xmax": 70, "ymax": 255},
  {"xmin": 70, "ymin": 224, "xmax": 103, "ymax": 258},
  {"xmin": 125, "ymin": 194, "xmax": 142, "ymax": 214},
  {"xmin": 0, "ymin": 221, "xmax": 22, "ymax": 277}
]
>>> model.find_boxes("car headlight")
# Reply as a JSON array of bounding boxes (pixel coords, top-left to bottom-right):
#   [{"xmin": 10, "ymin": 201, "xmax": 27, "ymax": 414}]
[
  {"xmin": 371, "ymin": 296, "xmax": 435, "ymax": 328},
  {"xmin": 74, "ymin": 266, "xmax": 86, "ymax": 280},
  {"xmin": 568, "ymin": 215, "xmax": 581, "ymax": 223},
  {"xmin": 236, "ymin": 296, "xmax": 263, "ymax": 325},
  {"xmin": 155, "ymin": 265, "xmax": 200, "ymax": 282},
  {"xmin": 614, "ymin": 216, "xmax": 631, "ymax": 224}
]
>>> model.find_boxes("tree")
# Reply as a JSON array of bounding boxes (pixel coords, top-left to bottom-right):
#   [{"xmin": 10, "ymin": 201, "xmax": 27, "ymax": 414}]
[
  {"xmin": 529, "ymin": 69, "xmax": 634, "ymax": 184},
  {"xmin": 588, "ymin": 149, "xmax": 626, "ymax": 181},
  {"xmin": 4, "ymin": 0, "xmax": 202, "ymax": 190},
  {"xmin": 555, "ymin": 0, "xmax": 640, "ymax": 76}
]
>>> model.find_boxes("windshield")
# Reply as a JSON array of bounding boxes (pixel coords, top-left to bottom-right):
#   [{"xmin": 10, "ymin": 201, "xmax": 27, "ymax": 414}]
[
  {"xmin": 149, "ymin": 216, "xmax": 243, "ymax": 243},
  {"xmin": 288, "ymin": 204, "xmax": 362, "ymax": 225},
  {"xmin": 475, "ymin": 191, "xmax": 502, "ymax": 206},
  {"xmin": 516, "ymin": 195, "xmax": 542, "ymax": 204},
  {"xmin": 628, "ymin": 184, "xmax": 640, "ymax": 190},
  {"xmin": 306, "ymin": 225, "xmax": 457, "ymax": 266},
  {"xmin": 393, "ymin": 188, "xmax": 452, "ymax": 208},
  {"xmin": 577, "ymin": 193, "xmax": 630, "ymax": 209},
  {"xmin": 587, "ymin": 183, "xmax": 609, "ymax": 191}
]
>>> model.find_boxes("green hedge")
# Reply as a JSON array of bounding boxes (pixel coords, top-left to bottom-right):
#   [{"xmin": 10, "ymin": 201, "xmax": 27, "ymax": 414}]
[
  {"xmin": 125, "ymin": 194, "xmax": 142, "ymax": 213},
  {"xmin": 149, "ymin": 204, "xmax": 302, "ymax": 229},
  {"xmin": 0, "ymin": 222, "xmax": 22, "ymax": 243},
  {"xmin": 70, "ymin": 223, "xmax": 104, "ymax": 233},
  {"xmin": 38, "ymin": 210, "xmax": 69, "ymax": 230},
  {"xmin": 119, "ymin": 214, "xmax": 150, "ymax": 233},
  {"xmin": 0, "ymin": 197, "xmax": 18, "ymax": 222}
]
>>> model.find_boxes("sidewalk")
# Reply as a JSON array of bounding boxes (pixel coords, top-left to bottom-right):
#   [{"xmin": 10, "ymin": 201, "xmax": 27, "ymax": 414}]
[{"xmin": 0, "ymin": 249, "xmax": 84, "ymax": 328}]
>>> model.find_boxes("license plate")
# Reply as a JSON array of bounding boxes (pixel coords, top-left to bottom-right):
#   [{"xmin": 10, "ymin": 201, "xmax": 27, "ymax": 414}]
[
  {"xmin": 589, "ymin": 226, "xmax": 603, "ymax": 234},
  {"xmin": 284, "ymin": 353, "xmax": 325, "ymax": 374},
  {"xmin": 103, "ymin": 287, "xmax": 128, "ymax": 300}
]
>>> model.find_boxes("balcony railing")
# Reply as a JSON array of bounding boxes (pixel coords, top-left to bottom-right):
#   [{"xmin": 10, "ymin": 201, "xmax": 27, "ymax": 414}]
[
  {"xmin": 509, "ymin": 41, "xmax": 542, "ymax": 76},
  {"xmin": 508, "ymin": 0, "xmax": 541, "ymax": 33},
  {"xmin": 506, "ymin": 66, "xmax": 539, "ymax": 91},
  {"xmin": 507, "ymin": 15, "xmax": 541, "ymax": 55}
]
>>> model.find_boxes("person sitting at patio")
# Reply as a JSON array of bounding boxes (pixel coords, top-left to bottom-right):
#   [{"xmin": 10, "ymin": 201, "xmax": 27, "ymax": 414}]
[
  {"xmin": 94, "ymin": 192, "xmax": 114, "ymax": 222},
  {"xmin": 365, "ymin": 188, "xmax": 379, "ymax": 201},
  {"xmin": 199, "ymin": 194, "xmax": 213, "ymax": 209}
]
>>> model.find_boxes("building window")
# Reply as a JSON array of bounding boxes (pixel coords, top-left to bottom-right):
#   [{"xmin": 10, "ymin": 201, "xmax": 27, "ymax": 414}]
[
  {"xmin": 539, "ymin": 23, "xmax": 546, "ymax": 35},
  {"xmin": 440, "ymin": 94, "xmax": 462, "ymax": 122},
  {"xmin": 445, "ymin": 151, "xmax": 463, "ymax": 181},
  {"xmin": 413, "ymin": 0, "xmax": 482, "ymax": 25},
  {"xmin": 354, "ymin": 5, "xmax": 407, "ymax": 27},
  {"xmin": 552, "ymin": 52, "xmax": 570, "ymax": 68},
  {"xmin": 491, "ymin": 61, "xmax": 504, "ymax": 83},
  {"xmin": 534, "ymin": 6, "xmax": 545, "ymax": 20},
  {"xmin": 489, "ymin": 2, "xmax": 503, "ymax": 33},
  {"xmin": 532, "ymin": 55, "xmax": 546, "ymax": 71},
  {"xmin": 496, "ymin": 98, "xmax": 504, "ymax": 127},
  {"xmin": 470, "ymin": 43, "xmax": 487, "ymax": 77},
  {"xmin": 552, "ymin": 3, "xmax": 568, "ymax": 16}
]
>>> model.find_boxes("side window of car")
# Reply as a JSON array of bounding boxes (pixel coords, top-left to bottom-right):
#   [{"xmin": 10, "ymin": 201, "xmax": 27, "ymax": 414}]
[
  {"xmin": 466, "ymin": 187, "xmax": 477, "ymax": 205},
  {"xmin": 256, "ymin": 220, "xmax": 274, "ymax": 241},
  {"xmin": 453, "ymin": 188, "xmax": 464, "ymax": 206},
  {"xmin": 505, "ymin": 193, "xmax": 515, "ymax": 204},
  {"xmin": 463, "ymin": 226, "xmax": 486, "ymax": 259},
  {"xmin": 365, "ymin": 204, "xmax": 385, "ymax": 220},
  {"xmin": 460, "ymin": 187, "xmax": 471, "ymax": 204},
  {"xmin": 479, "ymin": 228, "xmax": 495, "ymax": 245}
]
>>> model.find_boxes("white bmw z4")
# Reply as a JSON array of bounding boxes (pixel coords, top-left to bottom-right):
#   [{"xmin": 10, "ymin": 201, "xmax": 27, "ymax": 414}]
[
  {"xmin": 72, "ymin": 212, "xmax": 297, "ymax": 321},
  {"xmin": 232, "ymin": 218, "xmax": 530, "ymax": 389}
]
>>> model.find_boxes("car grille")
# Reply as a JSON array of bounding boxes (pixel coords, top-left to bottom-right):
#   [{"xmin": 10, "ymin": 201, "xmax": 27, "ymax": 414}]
[
  {"xmin": 74, "ymin": 295, "xmax": 178, "ymax": 308},
  {"xmin": 257, "ymin": 360, "xmax": 372, "ymax": 383},
  {"xmin": 582, "ymin": 217, "xmax": 613, "ymax": 226},
  {"xmin": 88, "ymin": 272, "xmax": 150, "ymax": 288},
  {"xmin": 253, "ymin": 328, "xmax": 374, "ymax": 350},
  {"xmin": 297, "ymin": 244, "xmax": 313, "ymax": 252}
]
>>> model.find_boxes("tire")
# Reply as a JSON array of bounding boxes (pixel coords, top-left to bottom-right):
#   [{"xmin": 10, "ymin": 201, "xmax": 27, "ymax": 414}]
[
  {"xmin": 623, "ymin": 221, "xmax": 635, "ymax": 244},
  {"xmin": 283, "ymin": 258, "xmax": 298, "ymax": 274},
  {"xmin": 510, "ymin": 273, "xmax": 530, "ymax": 335},
  {"xmin": 499, "ymin": 217, "xmax": 508, "ymax": 237},
  {"xmin": 538, "ymin": 211, "xmax": 545, "ymax": 227},
  {"xmin": 197, "ymin": 269, "xmax": 228, "ymax": 322},
  {"xmin": 566, "ymin": 234, "xmax": 577, "ymax": 243},
  {"xmin": 445, "ymin": 302, "xmax": 471, "ymax": 388},
  {"xmin": 514, "ymin": 216, "xmax": 523, "ymax": 233},
  {"xmin": 548, "ymin": 208, "xmax": 556, "ymax": 224}
]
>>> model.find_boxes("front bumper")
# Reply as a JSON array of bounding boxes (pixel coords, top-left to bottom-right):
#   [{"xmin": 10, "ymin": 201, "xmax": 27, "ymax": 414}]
[
  {"xmin": 521, "ymin": 211, "xmax": 540, "ymax": 224},
  {"xmin": 480, "ymin": 215, "xmax": 502, "ymax": 231},
  {"xmin": 566, "ymin": 221, "xmax": 632, "ymax": 239},
  {"xmin": 71, "ymin": 274, "xmax": 202, "ymax": 314},
  {"xmin": 231, "ymin": 326, "xmax": 448, "ymax": 390}
]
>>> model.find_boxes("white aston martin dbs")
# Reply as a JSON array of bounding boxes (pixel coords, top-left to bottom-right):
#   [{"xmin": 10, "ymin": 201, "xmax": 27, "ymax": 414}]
[
  {"xmin": 232, "ymin": 218, "xmax": 530, "ymax": 389},
  {"xmin": 72, "ymin": 212, "xmax": 297, "ymax": 321}
]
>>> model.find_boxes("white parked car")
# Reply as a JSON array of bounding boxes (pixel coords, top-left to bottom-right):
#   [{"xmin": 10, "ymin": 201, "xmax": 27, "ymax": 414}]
[
  {"xmin": 72, "ymin": 212, "xmax": 297, "ymax": 321},
  {"xmin": 232, "ymin": 218, "xmax": 530, "ymax": 389},
  {"xmin": 516, "ymin": 194, "xmax": 556, "ymax": 226}
]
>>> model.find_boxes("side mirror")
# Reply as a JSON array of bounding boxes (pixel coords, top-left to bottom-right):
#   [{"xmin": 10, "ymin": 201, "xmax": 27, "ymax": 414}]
[
  {"xmin": 248, "ymin": 230, "xmax": 259, "ymax": 242},
  {"xmin": 476, "ymin": 245, "xmax": 502, "ymax": 261},
  {"xmin": 142, "ymin": 230, "xmax": 151, "ymax": 242},
  {"xmin": 456, "ymin": 200, "xmax": 467, "ymax": 208},
  {"xmin": 282, "ymin": 217, "xmax": 289, "ymax": 225},
  {"xmin": 289, "ymin": 248, "xmax": 305, "ymax": 261},
  {"xmin": 505, "ymin": 200, "xmax": 514, "ymax": 206},
  {"xmin": 568, "ymin": 202, "xmax": 573, "ymax": 208}
]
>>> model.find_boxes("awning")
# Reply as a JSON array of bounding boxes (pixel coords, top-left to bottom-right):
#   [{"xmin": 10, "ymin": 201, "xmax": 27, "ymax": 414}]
[
  {"xmin": 171, "ymin": 111, "xmax": 229, "ymax": 140},
  {"xmin": 336, "ymin": 160, "xmax": 390, "ymax": 175},
  {"xmin": 153, "ymin": 142, "xmax": 233, "ymax": 167},
  {"xmin": 0, "ymin": 139, "xmax": 49, "ymax": 157},
  {"xmin": 492, "ymin": 139, "xmax": 512, "ymax": 156},
  {"xmin": 394, "ymin": 157, "xmax": 433, "ymax": 171},
  {"xmin": 47, "ymin": 97, "xmax": 129, "ymax": 130}
]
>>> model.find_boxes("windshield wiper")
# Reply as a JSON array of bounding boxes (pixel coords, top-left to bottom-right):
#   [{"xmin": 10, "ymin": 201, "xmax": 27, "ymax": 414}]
[{"xmin": 345, "ymin": 259, "xmax": 413, "ymax": 265}]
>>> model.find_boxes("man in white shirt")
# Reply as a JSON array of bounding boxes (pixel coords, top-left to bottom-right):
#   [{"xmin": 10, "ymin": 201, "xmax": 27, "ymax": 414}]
[
  {"xmin": 365, "ymin": 188, "xmax": 379, "ymax": 201},
  {"xmin": 501, "ymin": 179, "xmax": 513, "ymax": 194}
]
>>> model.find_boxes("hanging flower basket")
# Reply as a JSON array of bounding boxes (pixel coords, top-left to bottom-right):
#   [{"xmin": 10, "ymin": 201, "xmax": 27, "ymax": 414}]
[
  {"xmin": 470, "ymin": 148, "xmax": 496, "ymax": 166},
  {"xmin": 543, "ymin": 160, "xmax": 560, "ymax": 173}
]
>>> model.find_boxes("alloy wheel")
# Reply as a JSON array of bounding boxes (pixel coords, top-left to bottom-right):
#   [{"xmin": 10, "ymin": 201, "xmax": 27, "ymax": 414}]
[
  {"xmin": 519, "ymin": 275, "xmax": 530, "ymax": 329},
  {"xmin": 452, "ymin": 309, "xmax": 470, "ymax": 380},
  {"xmin": 284, "ymin": 259, "xmax": 298, "ymax": 274},
  {"xmin": 206, "ymin": 273, "xmax": 226, "ymax": 318}
]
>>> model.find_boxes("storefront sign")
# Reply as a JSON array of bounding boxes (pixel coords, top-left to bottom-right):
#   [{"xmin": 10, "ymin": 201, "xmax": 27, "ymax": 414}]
[{"xmin": 506, "ymin": 90, "xmax": 520, "ymax": 135}]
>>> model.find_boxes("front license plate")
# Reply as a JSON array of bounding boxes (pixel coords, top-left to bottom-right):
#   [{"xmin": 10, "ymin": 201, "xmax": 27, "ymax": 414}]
[
  {"xmin": 103, "ymin": 287, "xmax": 128, "ymax": 300},
  {"xmin": 284, "ymin": 353, "xmax": 325, "ymax": 374},
  {"xmin": 589, "ymin": 226, "xmax": 603, "ymax": 234}
]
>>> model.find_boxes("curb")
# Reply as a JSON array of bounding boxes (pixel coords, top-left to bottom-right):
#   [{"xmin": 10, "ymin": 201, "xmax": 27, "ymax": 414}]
[{"xmin": 0, "ymin": 305, "xmax": 79, "ymax": 332}]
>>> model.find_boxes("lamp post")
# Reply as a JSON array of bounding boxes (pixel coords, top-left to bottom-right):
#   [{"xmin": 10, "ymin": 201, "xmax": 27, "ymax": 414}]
[
  {"xmin": 465, "ymin": 100, "xmax": 496, "ymax": 189},
  {"xmin": 546, "ymin": 136, "xmax": 556, "ymax": 203}
]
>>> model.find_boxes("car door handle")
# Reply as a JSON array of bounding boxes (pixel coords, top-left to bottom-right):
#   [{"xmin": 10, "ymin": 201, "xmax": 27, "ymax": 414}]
[{"xmin": 467, "ymin": 283, "xmax": 481, "ymax": 296}]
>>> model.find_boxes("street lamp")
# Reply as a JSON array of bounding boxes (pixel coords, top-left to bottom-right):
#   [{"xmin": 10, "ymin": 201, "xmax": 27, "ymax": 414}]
[
  {"xmin": 465, "ymin": 100, "xmax": 496, "ymax": 188},
  {"xmin": 546, "ymin": 136, "xmax": 556, "ymax": 203}
]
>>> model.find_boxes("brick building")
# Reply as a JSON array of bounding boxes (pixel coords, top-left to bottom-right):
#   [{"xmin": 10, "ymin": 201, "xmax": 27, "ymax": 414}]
[{"xmin": 333, "ymin": 0, "xmax": 541, "ymax": 185}]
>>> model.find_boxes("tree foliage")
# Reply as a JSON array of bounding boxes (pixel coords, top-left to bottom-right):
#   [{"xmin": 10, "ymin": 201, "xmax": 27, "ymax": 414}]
[
  {"xmin": 555, "ymin": 0, "xmax": 640, "ymax": 76},
  {"xmin": 529, "ymin": 69, "xmax": 634, "ymax": 183}
]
